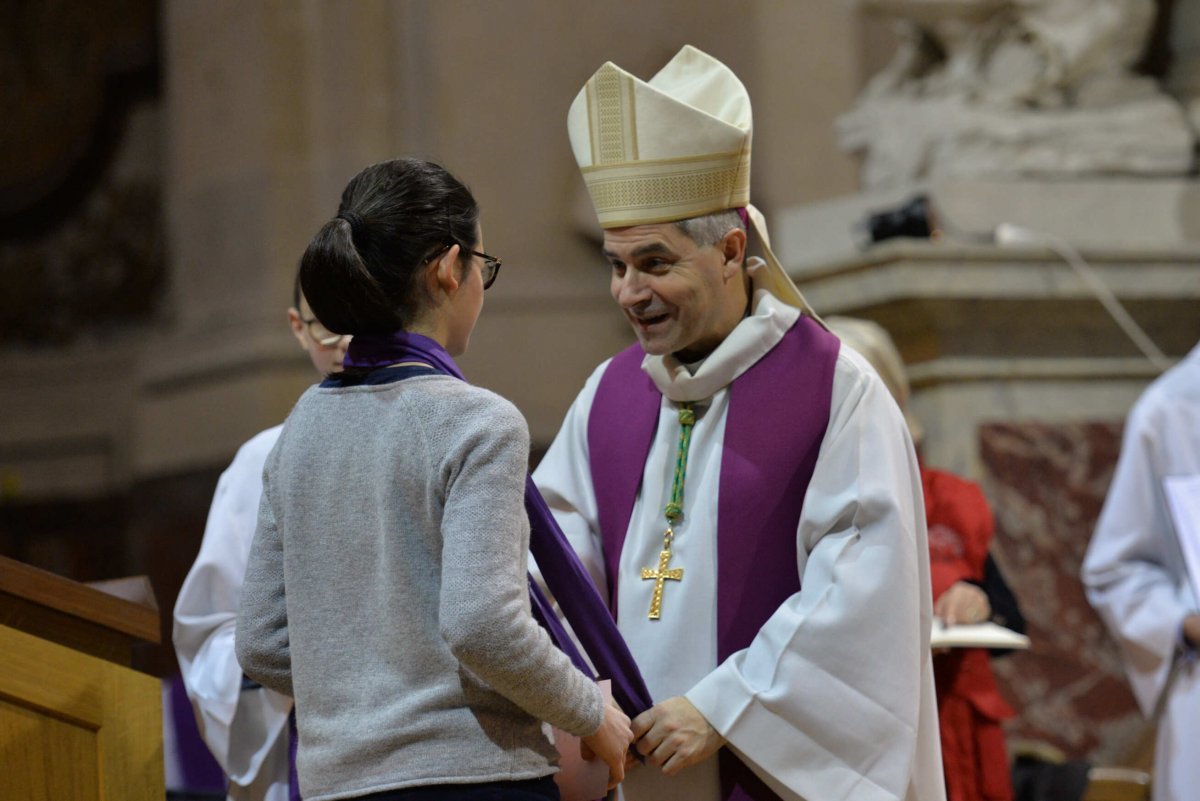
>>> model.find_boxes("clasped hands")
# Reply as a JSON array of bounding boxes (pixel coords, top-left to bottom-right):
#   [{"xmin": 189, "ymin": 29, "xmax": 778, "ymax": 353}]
[{"xmin": 583, "ymin": 695, "xmax": 725, "ymax": 788}]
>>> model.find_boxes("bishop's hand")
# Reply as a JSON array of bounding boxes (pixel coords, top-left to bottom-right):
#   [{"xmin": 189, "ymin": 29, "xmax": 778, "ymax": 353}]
[{"xmin": 632, "ymin": 696, "xmax": 725, "ymax": 776}]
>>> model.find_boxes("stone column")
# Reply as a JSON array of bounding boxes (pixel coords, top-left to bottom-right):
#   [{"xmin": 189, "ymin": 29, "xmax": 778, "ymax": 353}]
[{"xmin": 141, "ymin": 0, "xmax": 405, "ymax": 476}]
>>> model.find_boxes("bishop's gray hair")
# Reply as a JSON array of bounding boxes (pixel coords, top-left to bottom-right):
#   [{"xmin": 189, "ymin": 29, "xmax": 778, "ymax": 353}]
[{"xmin": 673, "ymin": 209, "xmax": 746, "ymax": 248}]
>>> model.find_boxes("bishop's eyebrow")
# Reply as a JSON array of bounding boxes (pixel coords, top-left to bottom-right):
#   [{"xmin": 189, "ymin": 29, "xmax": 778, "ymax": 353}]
[{"xmin": 602, "ymin": 242, "xmax": 678, "ymax": 261}]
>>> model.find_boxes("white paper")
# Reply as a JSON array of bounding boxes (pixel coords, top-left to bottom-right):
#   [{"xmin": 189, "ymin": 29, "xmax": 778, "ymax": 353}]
[
  {"xmin": 1163, "ymin": 474, "xmax": 1200, "ymax": 605},
  {"xmin": 552, "ymin": 679, "xmax": 612, "ymax": 801},
  {"xmin": 931, "ymin": 619, "xmax": 1031, "ymax": 650}
]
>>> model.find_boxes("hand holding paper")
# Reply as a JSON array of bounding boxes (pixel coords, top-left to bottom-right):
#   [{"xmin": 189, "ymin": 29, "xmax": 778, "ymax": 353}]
[
  {"xmin": 931, "ymin": 618, "xmax": 1031, "ymax": 650},
  {"xmin": 934, "ymin": 581, "xmax": 991, "ymax": 627}
]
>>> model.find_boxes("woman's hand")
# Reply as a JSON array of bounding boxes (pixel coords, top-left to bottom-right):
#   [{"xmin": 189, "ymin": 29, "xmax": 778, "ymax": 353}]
[
  {"xmin": 935, "ymin": 581, "xmax": 991, "ymax": 627},
  {"xmin": 581, "ymin": 697, "xmax": 635, "ymax": 789}
]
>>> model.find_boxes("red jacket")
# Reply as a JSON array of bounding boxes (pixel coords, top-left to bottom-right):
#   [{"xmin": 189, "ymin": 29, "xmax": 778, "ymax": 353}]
[{"xmin": 923, "ymin": 467, "xmax": 1016, "ymax": 801}]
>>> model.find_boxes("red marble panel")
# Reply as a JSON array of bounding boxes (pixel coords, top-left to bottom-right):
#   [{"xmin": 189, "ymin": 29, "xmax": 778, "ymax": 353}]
[{"xmin": 978, "ymin": 421, "xmax": 1150, "ymax": 764}]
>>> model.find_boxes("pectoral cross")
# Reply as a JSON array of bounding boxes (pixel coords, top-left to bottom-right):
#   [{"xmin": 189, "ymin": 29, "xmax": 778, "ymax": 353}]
[{"xmin": 641, "ymin": 529, "xmax": 684, "ymax": 620}]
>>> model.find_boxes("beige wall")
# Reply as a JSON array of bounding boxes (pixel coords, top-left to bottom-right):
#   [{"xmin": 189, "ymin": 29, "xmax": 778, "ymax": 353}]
[
  {"xmin": 151, "ymin": 0, "xmax": 872, "ymax": 474},
  {"xmin": 9, "ymin": 0, "xmax": 1195, "ymax": 497}
]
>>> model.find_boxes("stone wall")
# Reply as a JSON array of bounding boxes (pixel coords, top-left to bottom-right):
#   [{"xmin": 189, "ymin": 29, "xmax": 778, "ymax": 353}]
[{"xmin": 0, "ymin": 0, "xmax": 882, "ymax": 676}]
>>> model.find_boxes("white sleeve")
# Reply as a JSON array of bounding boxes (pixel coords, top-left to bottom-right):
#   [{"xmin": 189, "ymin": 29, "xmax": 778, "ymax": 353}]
[
  {"xmin": 1081, "ymin": 392, "xmax": 1196, "ymax": 717},
  {"xmin": 532, "ymin": 361, "xmax": 612, "ymax": 603},
  {"xmin": 687, "ymin": 350, "xmax": 939, "ymax": 801},
  {"xmin": 173, "ymin": 428, "xmax": 292, "ymax": 797}
]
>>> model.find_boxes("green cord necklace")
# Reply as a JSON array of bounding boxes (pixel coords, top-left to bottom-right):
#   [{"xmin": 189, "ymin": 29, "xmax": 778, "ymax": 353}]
[{"xmin": 640, "ymin": 401, "xmax": 695, "ymax": 620}]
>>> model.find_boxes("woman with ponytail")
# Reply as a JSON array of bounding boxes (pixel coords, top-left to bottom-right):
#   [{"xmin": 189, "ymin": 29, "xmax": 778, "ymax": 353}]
[{"xmin": 236, "ymin": 158, "xmax": 636, "ymax": 801}]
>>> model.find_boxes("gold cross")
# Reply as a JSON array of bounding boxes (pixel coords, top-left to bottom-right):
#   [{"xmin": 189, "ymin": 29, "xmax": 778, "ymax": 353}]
[{"xmin": 641, "ymin": 545, "xmax": 684, "ymax": 620}]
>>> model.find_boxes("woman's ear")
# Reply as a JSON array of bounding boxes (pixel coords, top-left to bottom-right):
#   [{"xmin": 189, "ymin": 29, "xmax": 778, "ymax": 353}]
[{"xmin": 429, "ymin": 243, "xmax": 462, "ymax": 295}]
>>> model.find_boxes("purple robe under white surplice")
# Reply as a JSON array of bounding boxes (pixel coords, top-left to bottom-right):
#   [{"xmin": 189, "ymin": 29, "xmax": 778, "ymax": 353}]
[{"xmin": 534, "ymin": 278, "xmax": 945, "ymax": 801}]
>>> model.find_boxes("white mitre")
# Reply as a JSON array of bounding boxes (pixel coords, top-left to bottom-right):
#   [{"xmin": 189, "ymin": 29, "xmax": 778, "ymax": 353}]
[{"xmin": 567, "ymin": 44, "xmax": 818, "ymax": 317}]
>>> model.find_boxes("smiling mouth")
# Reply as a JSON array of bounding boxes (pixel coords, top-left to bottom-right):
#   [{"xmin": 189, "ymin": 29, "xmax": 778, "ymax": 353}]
[{"xmin": 632, "ymin": 312, "xmax": 670, "ymax": 331}]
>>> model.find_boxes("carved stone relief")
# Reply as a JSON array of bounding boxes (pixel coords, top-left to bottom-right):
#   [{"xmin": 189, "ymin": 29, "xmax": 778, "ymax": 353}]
[{"xmin": 839, "ymin": 0, "xmax": 1197, "ymax": 186}]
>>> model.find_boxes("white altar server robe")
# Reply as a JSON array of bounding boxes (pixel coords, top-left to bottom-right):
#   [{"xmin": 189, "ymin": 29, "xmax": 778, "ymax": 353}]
[
  {"xmin": 1083, "ymin": 343, "xmax": 1200, "ymax": 801},
  {"xmin": 174, "ymin": 425, "xmax": 292, "ymax": 801}
]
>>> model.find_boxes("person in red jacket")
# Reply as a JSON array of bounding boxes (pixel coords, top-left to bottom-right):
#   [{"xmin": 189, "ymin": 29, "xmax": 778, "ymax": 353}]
[{"xmin": 827, "ymin": 317, "xmax": 1025, "ymax": 801}]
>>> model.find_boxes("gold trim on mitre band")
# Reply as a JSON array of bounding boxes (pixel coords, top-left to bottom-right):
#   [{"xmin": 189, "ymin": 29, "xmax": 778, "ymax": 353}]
[{"xmin": 581, "ymin": 149, "xmax": 751, "ymax": 229}]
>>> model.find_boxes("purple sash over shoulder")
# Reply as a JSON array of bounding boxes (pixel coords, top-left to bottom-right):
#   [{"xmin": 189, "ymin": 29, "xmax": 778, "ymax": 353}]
[
  {"xmin": 342, "ymin": 332, "xmax": 653, "ymax": 719},
  {"xmin": 586, "ymin": 314, "xmax": 839, "ymax": 801}
]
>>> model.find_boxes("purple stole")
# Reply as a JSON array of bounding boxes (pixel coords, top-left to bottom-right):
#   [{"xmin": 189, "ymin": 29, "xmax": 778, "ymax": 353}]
[{"xmin": 586, "ymin": 314, "xmax": 839, "ymax": 801}]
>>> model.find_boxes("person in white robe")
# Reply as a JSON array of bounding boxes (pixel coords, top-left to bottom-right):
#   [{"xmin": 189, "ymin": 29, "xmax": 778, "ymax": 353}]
[
  {"xmin": 1081, "ymin": 341, "xmax": 1200, "ymax": 801},
  {"xmin": 173, "ymin": 288, "xmax": 349, "ymax": 801},
  {"xmin": 533, "ymin": 45, "xmax": 945, "ymax": 801}
]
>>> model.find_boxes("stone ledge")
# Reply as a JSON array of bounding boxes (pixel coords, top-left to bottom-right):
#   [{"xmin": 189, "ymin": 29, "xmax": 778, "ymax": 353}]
[
  {"xmin": 797, "ymin": 248, "xmax": 1200, "ymax": 310},
  {"xmin": 776, "ymin": 178, "xmax": 1200, "ymax": 274},
  {"xmin": 907, "ymin": 356, "xmax": 1168, "ymax": 388}
]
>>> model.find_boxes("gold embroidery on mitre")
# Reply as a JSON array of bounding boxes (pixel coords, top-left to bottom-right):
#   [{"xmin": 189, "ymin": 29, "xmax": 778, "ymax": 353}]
[
  {"xmin": 580, "ymin": 149, "xmax": 752, "ymax": 226},
  {"xmin": 594, "ymin": 66, "xmax": 627, "ymax": 165},
  {"xmin": 626, "ymin": 74, "xmax": 638, "ymax": 162},
  {"xmin": 585, "ymin": 81, "xmax": 598, "ymax": 166}
]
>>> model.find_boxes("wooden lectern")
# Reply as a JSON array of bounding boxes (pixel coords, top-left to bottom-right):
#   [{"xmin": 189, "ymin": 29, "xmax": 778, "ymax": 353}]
[{"xmin": 0, "ymin": 554, "xmax": 165, "ymax": 800}]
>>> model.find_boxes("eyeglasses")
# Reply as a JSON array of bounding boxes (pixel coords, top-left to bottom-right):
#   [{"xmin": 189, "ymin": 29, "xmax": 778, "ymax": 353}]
[
  {"xmin": 299, "ymin": 317, "xmax": 347, "ymax": 348},
  {"xmin": 426, "ymin": 243, "xmax": 502, "ymax": 290},
  {"xmin": 470, "ymin": 249, "xmax": 502, "ymax": 290}
]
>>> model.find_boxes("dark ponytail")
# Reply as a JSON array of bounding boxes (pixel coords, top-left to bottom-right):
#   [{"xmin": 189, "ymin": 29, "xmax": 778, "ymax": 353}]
[{"xmin": 299, "ymin": 158, "xmax": 479, "ymax": 335}]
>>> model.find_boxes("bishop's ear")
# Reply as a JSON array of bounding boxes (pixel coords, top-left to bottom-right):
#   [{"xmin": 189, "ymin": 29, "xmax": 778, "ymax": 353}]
[{"xmin": 720, "ymin": 227, "xmax": 747, "ymax": 276}]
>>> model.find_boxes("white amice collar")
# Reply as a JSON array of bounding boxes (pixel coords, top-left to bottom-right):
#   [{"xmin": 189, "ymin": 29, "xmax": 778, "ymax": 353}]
[{"xmin": 642, "ymin": 258, "xmax": 802, "ymax": 403}]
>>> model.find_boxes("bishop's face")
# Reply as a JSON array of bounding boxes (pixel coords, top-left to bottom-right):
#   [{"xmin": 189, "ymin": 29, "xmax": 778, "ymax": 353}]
[{"xmin": 603, "ymin": 223, "xmax": 747, "ymax": 362}]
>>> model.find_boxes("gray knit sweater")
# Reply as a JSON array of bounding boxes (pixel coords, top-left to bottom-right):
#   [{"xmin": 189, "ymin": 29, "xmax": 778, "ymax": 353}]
[{"xmin": 235, "ymin": 372, "xmax": 604, "ymax": 801}]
